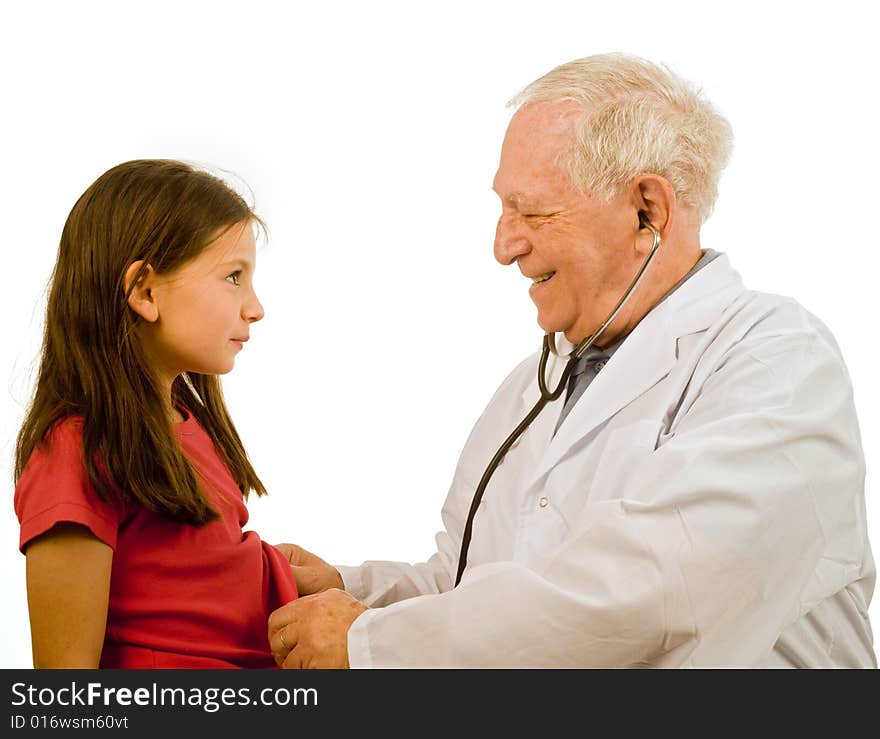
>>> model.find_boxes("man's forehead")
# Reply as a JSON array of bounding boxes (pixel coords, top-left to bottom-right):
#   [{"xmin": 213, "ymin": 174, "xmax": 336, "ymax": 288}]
[
  {"xmin": 492, "ymin": 163, "xmax": 566, "ymax": 205},
  {"xmin": 493, "ymin": 106, "xmax": 579, "ymax": 200}
]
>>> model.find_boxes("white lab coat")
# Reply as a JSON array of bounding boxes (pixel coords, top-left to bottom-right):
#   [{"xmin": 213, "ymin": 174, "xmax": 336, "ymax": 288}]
[{"xmin": 339, "ymin": 254, "xmax": 876, "ymax": 667}]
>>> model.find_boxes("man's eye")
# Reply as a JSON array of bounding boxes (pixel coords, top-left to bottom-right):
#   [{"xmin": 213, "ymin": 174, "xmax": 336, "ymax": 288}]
[{"xmin": 226, "ymin": 271, "xmax": 241, "ymax": 286}]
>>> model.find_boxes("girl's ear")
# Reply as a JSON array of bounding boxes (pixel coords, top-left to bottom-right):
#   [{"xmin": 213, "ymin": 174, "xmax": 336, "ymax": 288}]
[{"xmin": 123, "ymin": 260, "xmax": 159, "ymax": 323}]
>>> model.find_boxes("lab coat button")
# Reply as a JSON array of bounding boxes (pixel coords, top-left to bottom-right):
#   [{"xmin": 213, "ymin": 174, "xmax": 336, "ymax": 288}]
[
  {"xmin": 539, "ymin": 496, "xmax": 549, "ymax": 508},
  {"xmin": 594, "ymin": 361, "xmax": 605, "ymax": 372}
]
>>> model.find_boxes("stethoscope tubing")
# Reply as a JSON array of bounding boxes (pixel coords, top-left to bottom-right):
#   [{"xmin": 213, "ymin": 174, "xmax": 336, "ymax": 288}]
[{"xmin": 453, "ymin": 219, "xmax": 662, "ymax": 586}]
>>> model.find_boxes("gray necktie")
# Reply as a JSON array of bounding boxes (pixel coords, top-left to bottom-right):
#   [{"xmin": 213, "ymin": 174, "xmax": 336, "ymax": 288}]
[{"xmin": 554, "ymin": 350, "xmax": 609, "ymax": 434}]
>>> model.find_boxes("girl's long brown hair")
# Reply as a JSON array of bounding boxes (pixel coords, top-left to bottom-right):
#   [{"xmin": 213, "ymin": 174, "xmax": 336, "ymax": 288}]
[{"xmin": 15, "ymin": 159, "xmax": 267, "ymax": 524}]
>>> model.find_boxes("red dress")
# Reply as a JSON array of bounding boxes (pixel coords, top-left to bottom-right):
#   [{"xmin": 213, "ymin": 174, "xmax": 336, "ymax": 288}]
[{"xmin": 15, "ymin": 412, "xmax": 298, "ymax": 668}]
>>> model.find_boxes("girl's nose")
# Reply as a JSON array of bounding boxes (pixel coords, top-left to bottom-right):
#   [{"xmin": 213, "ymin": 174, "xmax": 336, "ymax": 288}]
[{"xmin": 245, "ymin": 291, "xmax": 264, "ymax": 323}]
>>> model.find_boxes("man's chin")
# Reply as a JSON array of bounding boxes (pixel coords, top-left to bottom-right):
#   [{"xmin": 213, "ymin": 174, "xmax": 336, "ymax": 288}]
[{"xmin": 536, "ymin": 314, "xmax": 575, "ymax": 340}]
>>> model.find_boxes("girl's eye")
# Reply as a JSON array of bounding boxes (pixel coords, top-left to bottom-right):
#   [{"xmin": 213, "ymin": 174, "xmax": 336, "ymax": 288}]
[{"xmin": 226, "ymin": 271, "xmax": 241, "ymax": 286}]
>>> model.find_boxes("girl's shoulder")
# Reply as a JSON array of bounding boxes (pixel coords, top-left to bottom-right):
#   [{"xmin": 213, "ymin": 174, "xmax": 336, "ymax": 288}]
[
  {"xmin": 17, "ymin": 415, "xmax": 88, "ymax": 488},
  {"xmin": 47, "ymin": 414, "xmax": 85, "ymax": 437},
  {"xmin": 15, "ymin": 414, "xmax": 124, "ymax": 553},
  {"xmin": 38, "ymin": 415, "xmax": 87, "ymax": 460}
]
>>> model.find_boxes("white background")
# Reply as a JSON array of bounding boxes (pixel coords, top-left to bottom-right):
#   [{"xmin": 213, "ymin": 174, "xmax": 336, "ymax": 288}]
[{"xmin": 1, "ymin": 0, "xmax": 877, "ymax": 668}]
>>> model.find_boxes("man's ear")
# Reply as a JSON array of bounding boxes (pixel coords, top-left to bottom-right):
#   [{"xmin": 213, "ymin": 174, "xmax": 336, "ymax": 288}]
[
  {"xmin": 123, "ymin": 260, "xmax": 159, "ymax": 323},
  {"xmin": 628, "ymin": 175, "xmax": 676, "ymax": 252}
]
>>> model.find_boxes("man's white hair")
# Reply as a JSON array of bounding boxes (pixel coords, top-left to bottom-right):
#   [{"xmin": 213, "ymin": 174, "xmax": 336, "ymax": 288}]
[{"xmin": 510, "ymin": 53, "xmax": 733, "ymax": 223}]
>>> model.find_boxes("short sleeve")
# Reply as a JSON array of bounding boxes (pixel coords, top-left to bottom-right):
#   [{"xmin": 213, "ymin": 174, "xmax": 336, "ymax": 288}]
[{"xmin": 14, "ymin": 418, "xmax": 122, "ymax": 553}]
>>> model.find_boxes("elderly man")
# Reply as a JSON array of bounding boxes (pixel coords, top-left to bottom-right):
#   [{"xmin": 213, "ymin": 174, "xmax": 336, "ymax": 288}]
[{"xmin": 269, "ymin": 53, "xmax": 876, "ymax": 668}]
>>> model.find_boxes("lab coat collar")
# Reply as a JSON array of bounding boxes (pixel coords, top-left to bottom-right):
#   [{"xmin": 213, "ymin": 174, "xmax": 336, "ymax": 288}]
[{"xmin": 520, "ymin": 253, "xmax": 745, "ymax": 487}]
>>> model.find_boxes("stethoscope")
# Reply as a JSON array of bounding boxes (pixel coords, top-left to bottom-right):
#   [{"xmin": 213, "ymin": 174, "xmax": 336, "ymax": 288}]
[{"xmin": 453, "ymin": 215, "xmax": 662, "ymax": 586}]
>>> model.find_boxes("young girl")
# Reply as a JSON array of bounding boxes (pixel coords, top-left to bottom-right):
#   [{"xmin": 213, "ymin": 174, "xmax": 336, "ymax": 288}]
[{"xmin": 14, "ymin": 159, "xmax": 298, "ymax": 668}]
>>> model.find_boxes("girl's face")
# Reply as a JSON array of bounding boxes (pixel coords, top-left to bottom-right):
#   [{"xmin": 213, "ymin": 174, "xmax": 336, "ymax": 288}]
[{"xmin": 140, "ymin": 221, "xmax": 263, "ymax": 386}]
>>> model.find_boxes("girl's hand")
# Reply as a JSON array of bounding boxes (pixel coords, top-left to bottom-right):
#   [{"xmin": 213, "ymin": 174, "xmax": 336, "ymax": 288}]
[{"xmin": 273, "ymin": 543, "xmax": 344, "ymax": 596}]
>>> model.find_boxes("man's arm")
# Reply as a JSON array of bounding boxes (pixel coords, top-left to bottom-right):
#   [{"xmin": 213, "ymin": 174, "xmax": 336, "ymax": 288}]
[
  {"xmin": 331, "ymin": 328, "xmax": 866, "ymax": 667},
  {"xmin": 270, "ymin": 319, "xmax": 869, "ymax": 667}
]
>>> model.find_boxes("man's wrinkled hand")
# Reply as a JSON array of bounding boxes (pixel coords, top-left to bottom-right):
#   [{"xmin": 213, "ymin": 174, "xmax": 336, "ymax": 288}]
[
  {"xmin": 273, "ymin": 542, "xmax": 344, "ymax": 596},
  {"xmin": 268, "ymin": 589, "xmax": 367, "ymax": 669}
]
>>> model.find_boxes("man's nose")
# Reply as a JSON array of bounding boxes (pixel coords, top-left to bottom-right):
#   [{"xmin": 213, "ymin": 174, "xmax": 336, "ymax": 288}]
[{"xmin": 493, "ymin": 215, "xmax": 531, "ymax": 265}]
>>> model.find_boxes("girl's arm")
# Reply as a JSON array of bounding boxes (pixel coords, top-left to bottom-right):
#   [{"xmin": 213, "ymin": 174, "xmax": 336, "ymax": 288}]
[{"xmin": 25, "ymin": 522, "xmax": 112, "ymax": 668}]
